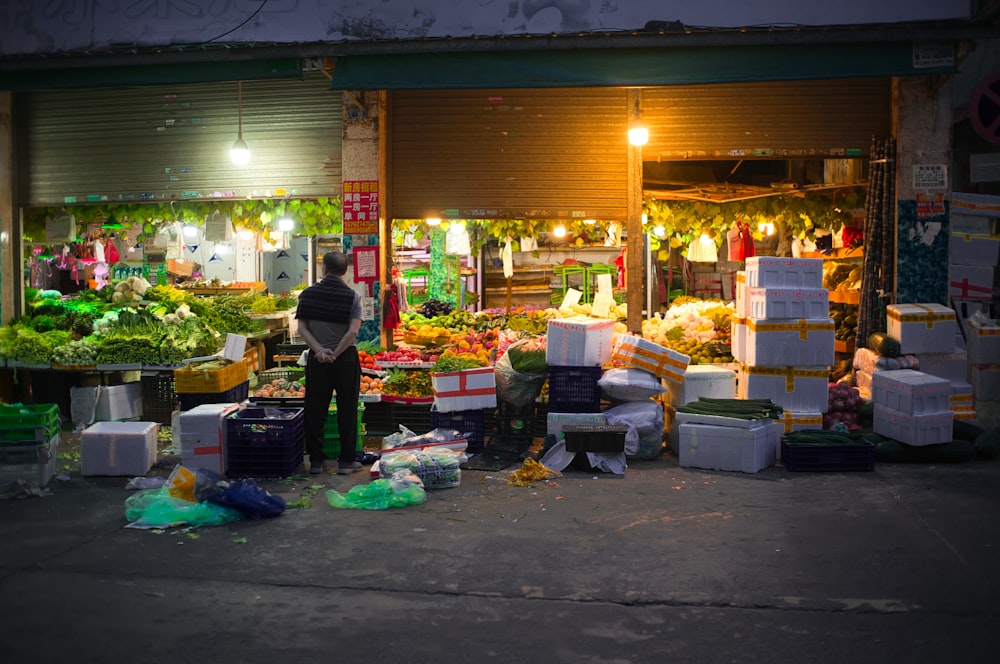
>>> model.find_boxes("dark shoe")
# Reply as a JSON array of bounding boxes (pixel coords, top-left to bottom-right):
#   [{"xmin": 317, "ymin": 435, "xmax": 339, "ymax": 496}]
[
  {"xmin": 337, "ymin": 461, "xmax": 363, "ymax": 475},
  {"xmin": 309, "ymin": 458, "xmax": 329, "ymax": 474}
]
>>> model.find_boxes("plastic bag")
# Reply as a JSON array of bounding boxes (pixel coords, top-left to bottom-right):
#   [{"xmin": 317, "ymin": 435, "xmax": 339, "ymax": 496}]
[
  {"xmin": 603, "ymin": 401, "xmax": 665, "ymax": 460},
  {"xmin": 166, "ymin": 464, "xmax": 197, "ymax": 502},
  {"xmin": 598, "ymin": 368, "xmax": 668, "ymax": 401},
  {"xmin": 209, "ymin": 478, "xmax": 286, "ymax": 520},
  {"xmin": 379, "ymin": 448, "xmax": 462, "ymax": 490},
  {"xmin": 494, "ymin": 339, "xmax": 547, "ymax": 407},
  {"xmin": 326, "ymin": 470, "xmax": 427, "ymax": 510},
  {"xmin": 124, "ymin": 487, "xmax": 242, "ymax": 529}
]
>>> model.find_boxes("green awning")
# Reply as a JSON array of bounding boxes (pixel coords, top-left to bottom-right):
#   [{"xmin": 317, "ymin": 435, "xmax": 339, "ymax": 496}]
[
  {"xmin": 0, "ymin": 58, "xmax": 303, "ymax": 91},
  {"xmin": 331, "ymin": 42, "xmax": 956, "ymax": 90}
]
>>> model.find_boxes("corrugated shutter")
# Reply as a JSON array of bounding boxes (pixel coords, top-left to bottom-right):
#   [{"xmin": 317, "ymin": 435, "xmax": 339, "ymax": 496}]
[
  {"xmin": 19, "ymin": 74, "xmax": 342, "ymax": 206},
  {"xmin": 389, "ymin": 88, "xmax": 629, "ymax": 221},
  {"xmin": 642, "ymin": 79, "xmax": 890, "ymax": 160}
]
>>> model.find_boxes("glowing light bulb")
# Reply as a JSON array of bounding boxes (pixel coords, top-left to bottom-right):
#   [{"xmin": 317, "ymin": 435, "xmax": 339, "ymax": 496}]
[
  {"xmin": 278, "ymin": 217, "xmax": 294, "ymax": 232},
  {"xmin": 553, "ymin": 224, "xmax": 567, "ymax": 238},
  {"xmin": 426, "ymin": 217, "xmax": 441, "ymax": 226}
]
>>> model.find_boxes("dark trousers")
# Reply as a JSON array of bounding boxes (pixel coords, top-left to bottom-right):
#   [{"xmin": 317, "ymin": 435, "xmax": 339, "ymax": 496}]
[{"xmin": 304, "ymin": 347, "xmax": 361, "ymax": 465}]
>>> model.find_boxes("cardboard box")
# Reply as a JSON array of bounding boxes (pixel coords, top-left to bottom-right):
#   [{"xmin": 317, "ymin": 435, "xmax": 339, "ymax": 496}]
[
  {"xmin": 746, "ymin": 286, "xmax": 829, "ymax": 320},
  {"xmin": 744, "ymin": 318, "xmax": 835, "ymax": 367},
  {"xmin": 873, "ymin": 405, "xmax": 953, "ymax": 447},
  {"xmin": 545, "ymin": 317, "xmax": 616, "ymax": 367},
  {"xmin": 546, "ymin": 412, "xmax": 607, "ymax": 440},
  {"xmin": 886, "ymin": 303, "xmax": 959, "ymax": 355},
  {"xmin": 949, "ymin": 264, "xmax": 996, "ymax": 301},
  {"xmin": 610, "ymin": 333, "xmax": 690, "ymax": 385},
  {"xmin": 970, "ymin": 363, "xmax": 1000, "ymax": 401},
  {"xmin": 735, "ymin": 271, "xmax": 747, "ymax": 318},
  {"xmin": 677, "ymin": 421, "xmax": 780, "ymax": 473},
  {"xmin": 912, "ymin": 348, "xmax": 969, "ymax": 385},
  {"xmin": 738, "ymin": 364, "xmax": 830, "ymax": 413},
  {"xmin": 745, "ymin": 257, "xmax": 823, "ymax": 290},
  {"xmin": 731, "ymin": 317, "xmax": 746, "ymax": 363},
  {"xmin": 431, "ymin": 367, "xmax": 497, "ymax": 413},
  {"xmin": 949, "ymin": 233, "xmax": 1000, "ymax": 267},
  {"xmin": 81, "ymin": 421, "xmax": 159, "ymax": 476},
  {"xmin": 95, "ymin": 383, "xmax": 143, "ymax": 422},
  {"xmin": 667, "ymin": 365, "xmax": 736, "ymax": 406},
  {"xmin": 966, "ymin": 318, "xmax": 1000, "ymax": 365},
  {"xmin": 871, "ymin": 369, "xmax": 952, "ymax": 415}
]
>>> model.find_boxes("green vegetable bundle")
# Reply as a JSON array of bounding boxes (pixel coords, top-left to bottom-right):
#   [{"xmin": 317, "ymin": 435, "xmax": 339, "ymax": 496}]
[
  {"xmin": 505, "ymin": 339, "xmax": 547, "ymax": 374},
  {"xmin": 675, "ymin": 397, "xmax": 783, "ymax": 420},
  {"xmin": 432, "ymin": 354, "xmax": 487, "ymax": 373},
  {"xmin": 51, "ymin": 339, "xmax": 99, "ymax": 366}
]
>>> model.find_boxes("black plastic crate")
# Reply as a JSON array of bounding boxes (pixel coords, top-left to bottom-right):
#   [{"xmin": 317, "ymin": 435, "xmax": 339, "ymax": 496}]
[
  {"xmin": 496, "ymin": 414, "xmax": 536, "ymax": 439},
  {"xmin": 781, "ymin": 441, "xmax": 875, "ymax": 472},
  {"xmin": 430, "ymin": 406, "xmax": 486, "ymax": 453},
  {"xmin": 497, "ymin": 400, "xmax": 535, "ymax": 418},
  {"xmin": 178, "ymin": 381, "xmax": 249, "ymax": 412},
  {"xmin": 362, "ymin": 401, "xmax": 394, "ymax": 435},
  {"xmin": 140, "ymin": 371, "xmax": 178, "ymax": 425},
  {"xmin": 562, "ymin": 424, "xmax": 628, "ymax": 453},
  {"xmin": 389, "ymin": 401, "xmax": 434, "ymax": 435},
  {"xmin": 546, "ymin": 365, "xmax": 603, "ymax": 413},
  {"xmin": 225, "ymin": 407, "xmax": 305, "ymax": 478}
]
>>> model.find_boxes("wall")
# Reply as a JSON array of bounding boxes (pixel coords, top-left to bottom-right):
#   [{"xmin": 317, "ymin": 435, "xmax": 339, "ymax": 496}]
[
  {"xmin": 0, "ymin": 2, "xmax": 970, "ymax": 57},
  {"xmin": 895, "ymin": 75, "xmax": 954, "ymax": 305}
]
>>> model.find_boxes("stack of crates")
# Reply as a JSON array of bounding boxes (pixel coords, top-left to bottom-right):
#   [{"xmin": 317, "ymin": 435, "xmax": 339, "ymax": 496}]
[
  {"xmin": 0, "ymin": 404, "xmax": 60, "ymax": 489},
  {"xmin": 430, "ymin": 404, "xmax": 486, "ymax": 453},
  {"xmin": 174, "ymin": 360, "xmax": 250, "ymax": 411},
  {"xmin": 323, "ymin": 401, "xmax": 366, "ymax": 459}
]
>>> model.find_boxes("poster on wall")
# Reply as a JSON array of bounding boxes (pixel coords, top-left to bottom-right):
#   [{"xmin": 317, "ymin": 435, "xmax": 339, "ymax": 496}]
[
  {"xmin": 353, "ymin": 245, "xmax": 380, "ymax": 296},
  {"xmin": 343, "ymin": 180, "xmax": 380, "ymax": 235}
]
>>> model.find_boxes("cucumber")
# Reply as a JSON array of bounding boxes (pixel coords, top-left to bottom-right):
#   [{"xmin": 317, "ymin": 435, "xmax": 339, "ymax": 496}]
[{"xmin": 875, "ymin": 439, "xmax": 975, "ymax": 463}]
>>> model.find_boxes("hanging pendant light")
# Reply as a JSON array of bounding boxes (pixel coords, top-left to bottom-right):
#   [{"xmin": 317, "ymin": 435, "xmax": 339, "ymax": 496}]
[{"xmin": 230, "ymin": 81, "xmax": 251, "ymax": 166}]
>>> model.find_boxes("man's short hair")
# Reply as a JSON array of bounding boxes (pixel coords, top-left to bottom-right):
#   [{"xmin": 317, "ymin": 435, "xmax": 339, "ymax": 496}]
[{"xmin": 323, "ymin": 251, "xmax": 349, "ymax": 276}]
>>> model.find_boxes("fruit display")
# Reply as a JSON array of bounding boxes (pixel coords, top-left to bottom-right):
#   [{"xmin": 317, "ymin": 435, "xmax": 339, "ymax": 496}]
[
  {"xmin": 373, "ymin": 347, "xmax": 438, "ymax": 365},
  {"xmin": 358, "ymin": 349, "xmax": 382, "ymax": 370},
  {"xmin": 254, "ymin": 377, "xmax": 306, "ymax": 399},
  {"xmin": 418, "ymin": 298, "xmax": 454, "ymax": 317},
  {"xmin": 360, "ymin": 374, "xmax": 384, "ymax": 397},
  {"xmin": 381, "ymin": 368, "xmax": 433, "ymax": 399},
  {"xmin": 831, "ymin": 305, "xmax": 858, "ymax": 347},
  {"xmin": 641, "ymin": 298, "xmax": 734, "ymax": 364},
  {"xmin": 823, "ymin": 261, "xmax": 862, "ymax": 292}
]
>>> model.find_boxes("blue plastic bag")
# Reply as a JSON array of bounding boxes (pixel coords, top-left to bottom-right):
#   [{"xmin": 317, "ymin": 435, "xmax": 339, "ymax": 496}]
[{"xmin": 209, "ymin": 478, "xmax": 286, "ymax": 520}]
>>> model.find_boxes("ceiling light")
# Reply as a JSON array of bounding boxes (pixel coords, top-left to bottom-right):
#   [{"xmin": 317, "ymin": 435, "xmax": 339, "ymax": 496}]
[
  {"xmin": 654, "ymin": 225, "xmax": 666, "ymax": 238},
  {"xmin": 237, "ymin": 228, "xmax": 254, "ymax": 240},
  {"xmin": 182, "ymin": 224, "xmax": 198, "ymax": 238},
  {"xmin": 230, "ymin": 81, "xmax": 251, "ymax": 166},
  {"xmin": 584, "ymin": 219, "xmax": 596, "ymax": 225},
  {"xmin": 278, "ymin": 217, "xmax": 294, "ymax": 232},
  {"xmin": 553, "ymin": 224, "xmax": 567, "ymax": 238},
  {"xmin": 628, "ymin": 122, "xmax": 649, "ymax": 147},
  {"xmin": 426, "ymin": 217, "xmax": 441, "ymax": 226}
]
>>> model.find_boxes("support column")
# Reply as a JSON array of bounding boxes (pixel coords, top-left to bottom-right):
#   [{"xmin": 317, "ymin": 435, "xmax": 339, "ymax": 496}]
[
  {"xmin": 0, "ymin": 92, "xmax": 14, "ymax": 324},
  {"xmin": 893, "ymin": 76, "xmax": 953, "ymax": 305},
  {"xmin": 626, "ymin": 88, "xmax": 644, "ymax": 335}
]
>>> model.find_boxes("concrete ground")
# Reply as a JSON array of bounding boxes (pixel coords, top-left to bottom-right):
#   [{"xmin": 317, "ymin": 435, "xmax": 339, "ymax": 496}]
[{"xmin": 1, "ymin": 430, "xmax": 999, "ymax": 664}]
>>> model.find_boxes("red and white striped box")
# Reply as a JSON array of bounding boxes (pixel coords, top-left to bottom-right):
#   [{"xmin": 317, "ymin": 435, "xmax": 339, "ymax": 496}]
[
  {"xmin": 871, "ymin": 369, "xmax": 952, "ymax": 415},
  {"xmin": 431, "ymin": 367, "xmax": 497, "ymax": 413},
  {"xmin": 949, "ymin": 264, "xmax": 995, "ymax": 301},
  {"xmin": 873, "ymin": 405, "xmax": 953, "ymax": 447}
]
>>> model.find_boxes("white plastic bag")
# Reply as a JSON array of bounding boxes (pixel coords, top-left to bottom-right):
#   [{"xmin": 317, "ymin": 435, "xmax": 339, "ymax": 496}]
[{"xmin": 598, "ymin": 368, "xmax": 667, "ymax": 401}]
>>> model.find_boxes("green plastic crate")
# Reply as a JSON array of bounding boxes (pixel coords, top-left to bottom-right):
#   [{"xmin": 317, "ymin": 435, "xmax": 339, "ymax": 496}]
[
  {"xmin": 323, "ymin": 402, "xmax": 366, "ymax": 458},
  {"xmin": 0, "ymin": 404, "xmax": 60, "ymax": 444}
]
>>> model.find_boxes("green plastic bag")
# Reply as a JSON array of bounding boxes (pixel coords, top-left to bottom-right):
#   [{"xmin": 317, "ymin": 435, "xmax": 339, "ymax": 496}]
[
  {"xmin": 326, "ymin": 471, "xmax": 427, "ymax": 510},
  {"xmin": 124, "ymin": 487, "xmax": 243, "ymax": 528}
]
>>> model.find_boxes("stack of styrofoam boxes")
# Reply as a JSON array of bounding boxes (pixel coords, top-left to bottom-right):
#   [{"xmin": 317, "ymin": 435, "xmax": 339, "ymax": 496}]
[
  {"xmin": 852, "ymin": 347, "xmax": 920, "ymax": 400},
  {"xmin": 910, "ymin": 331, "xmax": 973, "ymax": 425},
  {"xmin": 81, "ymin": 421, "xmax": 160, "ymax": 476},
  {"xmin": 967, "ymin": 316, "xmax": 1000, "ymax": 430},
  {"xmin": 544, "ymin": 317, "xmax": 617, "ymax": 461},
  {"xmin": 949, "ymin": 193, "xmax": 998, "ymax": 341},
  {"xmin": 177, "ymin": 402, "xmax": 246, "ymax": 475},
  {"xmin": 735, "ymin": 257, "xmax": 832, "ymax": 459},
  {"xmin": 872, "ymin": 369, "xmax": 953, "ymax": 447},
  {"xmin": 886, "ymin": 303, "xmax": 961, "ymax": 414}
]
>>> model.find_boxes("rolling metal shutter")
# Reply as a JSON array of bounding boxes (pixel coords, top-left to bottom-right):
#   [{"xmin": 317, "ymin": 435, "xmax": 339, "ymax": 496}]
[
  {"xmin": 19, "ymin": 74, "xmax": 342, "ymax": 206},
  {"xmin": 389, "ymin": 88, "xmax": 629, "ymax": 221},
  {"xmin": 641, "ymin": 79, "xmax": 890, "ymax": 160}
]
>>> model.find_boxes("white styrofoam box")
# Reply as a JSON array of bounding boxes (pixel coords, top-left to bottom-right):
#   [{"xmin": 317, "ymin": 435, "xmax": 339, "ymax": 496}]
[
  {"xmin": 81, "ymin": 421, "xmax": 159, "ymax": 476},
  {"xmin": 873, "ymin": 405, "xmax": 953, "ymax": 447},
  {"xmin": 546, "ymin": 412, "xmax": 607, "ymax": 440},
  {"xmin": 677, "ymin": 421, "xmax": 780, "ymax": 473},
  {"xmin": 546, "ymin": 317, "xmax": 616, "ymax": 367},
  {"xmin": 178, "ymin": 402, "xmax": 244, "ymax": 474},
  {"xmin": 912, "ymin": 347, "xmax": 969, "ymax": 385},
  {"xmin": 667, "ymin": 364, "xmax": 736, "ymax": 407},
  {"xmin": 746, "ymin": 286, "xmax": 829, "ymax": 320},
  {"xmin": 886, "ymin": 303, "xmax": 959, "ymax": 355},
  {"xmin": 970, "ymin": 363, "xmax": 1000, "ymax": 402},
  {"xmin": 949, "ymin": 263, "xmax": 995, "ymax": 301},
  {"xmin": 674, "ymin": 410, "xmax": 770, "ymax": 430},
  {"xmin": 952, "ymin": 213, "xmax": 997, "ymax": 236},
  {"xmin": 95, "ymin": 382, "xmax": 143, "ymax": 422},
  {"xmin": 871, "ymin": 369, "xmax": 952, "ymax": 415},
  {"xmin": 967, "ymin": 318, "xmax": 1000, "ymax": 365},
  {"xmin": 745, "ymin": 318, "xmax": 835, "ymax": 367},
  {"xmin": 951, "ymin": 382, "xmax": 975, "ymax": 419},
  {"xmin": 744, "ymin": 256, "xmax": 823, "ymax": 289},
  {"xmin": 776, "ymin": 411, "xmax": 824, "ymax": 434},
  {"xmin": 431, "ymin": 367, "xmax": 497, "ymax": 413},
  {"xmin": 610, "ymin": 333, "xmax": 690, "ymax": 384},
  {"xmin": 738, "ymin": 364, "xmax": 830, "ymax": 413},
  {"xmin": 731, "ymin": 316, "xmax": 746, "ymax": 363},
  {"xmin": 735, "ymin": 271, "xmax": 747, "ymax": 318},
  {"xmin": 951, "ymin": 191, "xmax": 1000, "ymax": 234},
  {"xmin": 949, "ymin": 233, "xmax": 1000, "ymax": 267}
]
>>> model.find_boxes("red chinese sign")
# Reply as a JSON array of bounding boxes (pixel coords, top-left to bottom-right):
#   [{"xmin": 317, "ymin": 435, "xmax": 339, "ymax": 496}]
[{"xmin": 343, "ymin": 180, "xmax": 380, "ymax": 234}]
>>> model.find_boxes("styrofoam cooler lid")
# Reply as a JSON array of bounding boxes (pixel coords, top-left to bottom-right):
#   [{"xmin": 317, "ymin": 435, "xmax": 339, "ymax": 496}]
[
  {"xmin": 83, "ymin": 421, "xmax": 159, "ymax": 436},
  {"xmin": 684, "ymin": 365, "xmax": 736, "ymax": 381}
]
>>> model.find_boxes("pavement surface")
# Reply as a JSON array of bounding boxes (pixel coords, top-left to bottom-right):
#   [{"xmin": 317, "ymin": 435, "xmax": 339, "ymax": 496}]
[{"xmin": 2, "ymin": 430, "xmax": 999, "ymax": 664}]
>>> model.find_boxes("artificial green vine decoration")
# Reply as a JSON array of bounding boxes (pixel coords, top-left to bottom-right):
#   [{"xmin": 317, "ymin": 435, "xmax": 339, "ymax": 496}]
[{"xmin": 21, "ymin": 197, "xmax": 343, "ymax": 242}]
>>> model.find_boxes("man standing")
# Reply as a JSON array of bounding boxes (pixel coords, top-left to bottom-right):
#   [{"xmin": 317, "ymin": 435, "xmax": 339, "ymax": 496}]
[{"xmin": 295, "ymin": 251, "xmax": 364, "ymax": 475}]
